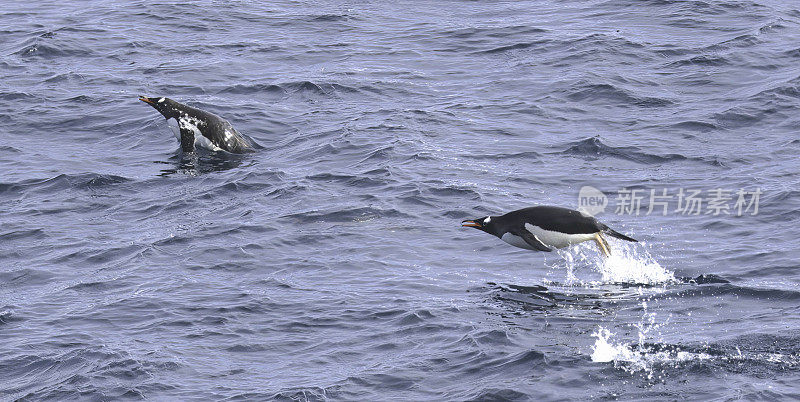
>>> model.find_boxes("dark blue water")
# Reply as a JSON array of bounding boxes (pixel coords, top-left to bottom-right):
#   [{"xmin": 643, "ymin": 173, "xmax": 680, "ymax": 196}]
[{"xmin": 2, "ymin": 0, "xmax": 800, "ymax": 400}]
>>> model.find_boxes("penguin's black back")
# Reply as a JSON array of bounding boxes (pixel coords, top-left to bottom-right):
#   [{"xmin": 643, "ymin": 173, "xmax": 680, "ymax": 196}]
[
  {"xmin": 174, "ymin": 102, "xmax": 256, "ymax": 153},
  {"xmin": 500, "ymin": 206, "xmax": 604, "ymax": 234}
]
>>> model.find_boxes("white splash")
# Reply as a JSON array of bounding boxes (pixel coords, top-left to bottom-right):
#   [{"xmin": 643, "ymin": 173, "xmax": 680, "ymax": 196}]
[
  {"xmin": 595, "ymin": 242, "xmax": 674, "ymax": 285},
  {"xmin": 549, "ymin": 240, "xmax": 674, "ymax": 286},
  {"xmin": 590, "ymin": 326, "xmax": 634, "ymax": 363},
  {"xmin": 591, "ymin": 301, "xmax": 711, "ymax": 379},
  {"xmin": 590, "ymin": 325, "xmax": 712, "ymax": 379}
]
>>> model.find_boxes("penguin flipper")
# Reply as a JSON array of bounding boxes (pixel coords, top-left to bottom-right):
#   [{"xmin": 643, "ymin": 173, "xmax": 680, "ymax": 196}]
[
  {"xmin": 512, "ymin": 228, "xmax": 553, "ymax": 252},
  {"xmin": 179, "ymin": 126, "xmax": 195, "ymax": 152}
]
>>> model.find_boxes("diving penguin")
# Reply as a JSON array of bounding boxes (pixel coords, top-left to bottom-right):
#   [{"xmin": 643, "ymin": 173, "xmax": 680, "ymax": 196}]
[
  {"xmin": 461, "ymin": 206, "xmax": 637, "ymax": 257},
  {"xmin": 139, "ymin": 96, "xmax": 258, "ymax": 153}
]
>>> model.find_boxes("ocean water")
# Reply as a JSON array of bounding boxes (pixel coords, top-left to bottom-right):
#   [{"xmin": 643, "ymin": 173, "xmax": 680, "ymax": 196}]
[{"xmin": 2, "ymin": 0, "xmax": 800, "ymax": 400}]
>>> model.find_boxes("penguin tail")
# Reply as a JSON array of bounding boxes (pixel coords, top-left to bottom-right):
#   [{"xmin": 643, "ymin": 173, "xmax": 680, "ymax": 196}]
[{"xmin": 603, "ymin": 227, "xmax": 638, "ymax": 242}]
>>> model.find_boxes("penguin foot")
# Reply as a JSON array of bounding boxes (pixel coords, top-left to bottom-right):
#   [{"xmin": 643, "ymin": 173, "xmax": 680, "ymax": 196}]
[{"xmin": 594, "ymin": 232, "xmax": 611, "ymax": 258}]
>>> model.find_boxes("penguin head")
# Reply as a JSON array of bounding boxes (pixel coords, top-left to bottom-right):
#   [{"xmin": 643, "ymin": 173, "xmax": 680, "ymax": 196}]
[
  {"xmin": 461, "ymin": 216, "xmax": 496, "ymax": 235},
  {"xmin": 139, "ymin": 95, "xmax": 179, "ymax": 119}
]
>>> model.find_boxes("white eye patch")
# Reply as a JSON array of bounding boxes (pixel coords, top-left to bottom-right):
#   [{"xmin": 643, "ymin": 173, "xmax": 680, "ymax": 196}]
[
  {"xmin": 158, "ymin": 98, "xmax": 165, "ymax": 103},
  {"xmin": 483, "ymin": 217, "xmax": 491, "ymax": 224}
]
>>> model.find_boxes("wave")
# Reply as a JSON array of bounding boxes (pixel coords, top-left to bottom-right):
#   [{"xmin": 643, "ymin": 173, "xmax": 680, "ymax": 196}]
[
  {"xmin": 270, "ymin": 386, "xmax": 340, "ymax": 400},
  {"xmin": 566, "ymin": 83, "xmax": 673, "ymax": 108},
  {"xmin": 460, "ymin": 150, "xmax": 541, "ymax": 160},
  {"xmin": 0, "ymin": 91, "xmax": 37, "ymax": 102},
  {"xmin": 307, "ymin": 14, "xmax": 353, "ymax": 22},
  {"xmin": 2, "ymin": 344, "xmax": 181, "ymax": 400},
  {"xmin": 0, "ymin": 228, "xmax": 46, "ymax": 241},
  {"xmin": 680, "ymin": 274, "xmax": 730, "ymax": 284},
  {"xmin": 655, "ymin": 282, "xmax": 800, "ymax": 302},
  {"xmin": 668, "ymin": 54, "xmax": 730, "ymax": 67},
  {"xmin": 305, "ymin": 172, "xmax": 392, "ymax": 188},
  {"xmin": 283, "ymin": 206, "xmax": 411, "ymax": 223},
  {"xmin": 13, "ymin": 35, "xmax": 95, "ymax": 59},
  {"xmin": 480, "ymin": 41, "xmax": 549, "ymax": 54},
  {"xmin": 443, "ymin": 25, "xmax": 547, "ymax": 39},
  {"xmin": 218, "ymin": 83, "xmax": 287, "ymax": 95},
  {"xmin": 476, "ymin": 31, "xmax": 646, "ymax": 59},
  {"xmin": 733, "ymin": 75, "xmax": 800, "ymax": 125},
  {"xmin": 484, "ymin": 280, "xmax": 656, "ymax": 318},
  {"xmin": 218, "ymin": 81, "xmax": 363, "ymax": 96},
  {"xmin": 0, "ymin": 268, "xmax": 56, "ymax": 287},
  {"xmin": 711, "ymin": 107, "xmax": 764, "ymax": 129},
  {"xmin": 560, "ymin": 137, "xmax": 694, "ymax": 165},
  {"xmin": 0, "ymin": 173, "xmax": 131, "ymax": 196},
  {"xmin": 669, "ymin": 120, "xmax": 718, "ymax": 132},
  {"xmin": 212, "ymin": 171, "xmax": 284, "ymax": 192},
  {"xmin": 465, "ymin": 389, "xmax": 531, "ymax": 401}
]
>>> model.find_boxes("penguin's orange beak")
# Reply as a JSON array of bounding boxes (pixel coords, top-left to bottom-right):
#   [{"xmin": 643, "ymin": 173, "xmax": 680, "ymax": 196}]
[
  {"xmin": 461, "ymin": 219, "xmax": 481, "ymax": 228},
  {"xmin": 139, "ymin": 95, "xmax": 155, "ymax": 105}
]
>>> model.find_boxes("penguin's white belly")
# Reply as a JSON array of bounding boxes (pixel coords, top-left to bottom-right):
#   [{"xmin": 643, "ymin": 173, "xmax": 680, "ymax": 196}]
[{"xmin": 524, "ymin": 223, "xmax": 596, "ymax": 249}]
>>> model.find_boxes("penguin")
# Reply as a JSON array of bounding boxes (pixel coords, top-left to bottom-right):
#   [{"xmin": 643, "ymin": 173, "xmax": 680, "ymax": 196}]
[
  {"xmin": 461, "ymin": 206, "xmax": 637, "ymax": 257},
  {"xmin": 139, "ymin": 96, "xmax": 258, "ymax": 153}
]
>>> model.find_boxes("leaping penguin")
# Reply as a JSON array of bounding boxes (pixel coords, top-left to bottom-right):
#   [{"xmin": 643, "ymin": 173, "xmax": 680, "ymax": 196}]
[
  {"xmin": 139, "ymin": 96, "xmax": 258, "ymax": 153},
  {"xmin": 461, "ymin": 206, "xmax": 637, "ymax": 257}
]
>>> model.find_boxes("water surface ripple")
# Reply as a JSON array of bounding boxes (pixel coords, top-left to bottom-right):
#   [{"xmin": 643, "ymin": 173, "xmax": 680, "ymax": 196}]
[{"xmin": 2, "ymin": 0, "xmax": 800, "ymax": 400}]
